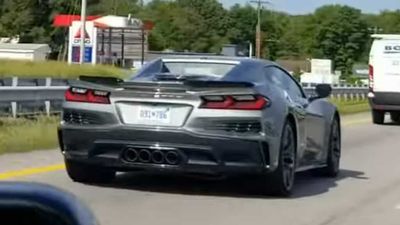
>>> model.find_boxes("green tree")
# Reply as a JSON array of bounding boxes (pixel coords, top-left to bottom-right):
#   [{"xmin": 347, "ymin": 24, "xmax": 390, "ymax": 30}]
[
  {"xmin": 0, "ymin": 0, "xmax": 52, "ymax": 43},
  {"xmin": 92, "ymin": 0, "xmax": 140, "ymax": 16},
  {"xmin": 141, "ymin": 0, "xmax": 230, "ymax": 53},
  {"xmin": 278, "ymin": 15, "xmax": 317, "ymax": 59},
  {"xmin": 260, "ymin": 10, "xmax": 290, "ymax": 60},
  {"xmin": 227, "ymin": 4, "xmax": 257, "ymax": 46},
  {"xmin": 375, "ymin": 10, "xmax": 400, "ymax": 33},
  {"xmin": 138, "ymin": 0, "xmax": 184, "ymax": 51},
  {"xmin": 175, "ymin": 0, "xmax": 230, "ymax": 52},
  {"xmin": 313, "ymin": 5, "xmax": 369, "ymax": 78}
]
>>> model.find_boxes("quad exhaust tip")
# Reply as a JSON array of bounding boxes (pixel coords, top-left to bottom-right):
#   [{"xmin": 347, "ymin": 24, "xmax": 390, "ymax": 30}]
[
  {"xmin": 122, "ymin": 148, "xmax": 180, "ymax": 165},
  {"xmin": 165, "ymin": 151, "xmax": 180, "ymax": 165},
  {"xmin": 138, "ymin": 149, "xmax": 152, "ymax": 163},
  {"xmin": 151, "ymin": 150, "xmax": 165, "ymax": 164},
  {"xmin": 123, "ymin": 148, "xmax": 138, "ymax": 162}
]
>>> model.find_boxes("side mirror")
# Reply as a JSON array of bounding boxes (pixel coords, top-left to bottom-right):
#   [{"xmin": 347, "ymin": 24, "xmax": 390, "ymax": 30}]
[
  {"xmin": 315, "ymin": 84, "xmax": 332, "ymax": 99},
  {"xmin": 0, "ymin": 182, "xmax": 98, "ymax": 225}
]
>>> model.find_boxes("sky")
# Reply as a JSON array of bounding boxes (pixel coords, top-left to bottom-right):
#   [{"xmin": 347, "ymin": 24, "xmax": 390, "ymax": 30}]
[{"xmin": 219, "ymin": 0, "xmax": 399, "ymax": 14}]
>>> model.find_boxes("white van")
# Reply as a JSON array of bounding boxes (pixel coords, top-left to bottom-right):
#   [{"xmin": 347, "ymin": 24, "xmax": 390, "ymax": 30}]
[{"xmin": 368, "ymin": 34, "xmax": 400, "ymax": 124}]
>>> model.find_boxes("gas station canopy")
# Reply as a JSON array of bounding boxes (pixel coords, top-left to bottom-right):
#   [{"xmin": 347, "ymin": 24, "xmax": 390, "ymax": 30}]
[
  {"xmin": 53, "ymin": 14, "xmax": 154, "ymax": 67},
  {"xmin": 53, "ymin": 14, "xmax": 154, "ymax": 30}
]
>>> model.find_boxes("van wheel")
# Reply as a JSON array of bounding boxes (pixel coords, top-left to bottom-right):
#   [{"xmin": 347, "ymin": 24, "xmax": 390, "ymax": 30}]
[
  {"xmin": 390, "ymin": 112, "xmax": 400, "ymax": 123},
  {"xmin": 372, "ymin": 110, "xmax": 385, "ymax": 124}
]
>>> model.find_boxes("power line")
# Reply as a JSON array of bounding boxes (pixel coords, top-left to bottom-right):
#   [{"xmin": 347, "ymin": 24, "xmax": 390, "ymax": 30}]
[{"xmin": 250, "ymin": 0, "xmax": 270, "ymax": 59}]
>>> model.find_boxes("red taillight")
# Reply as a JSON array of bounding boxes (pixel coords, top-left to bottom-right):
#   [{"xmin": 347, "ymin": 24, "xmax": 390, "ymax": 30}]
[
  {"xmin": 369, "ymin": 64, "xmax": 374, "ymax": 91},
  {"xmin": 65, "ymin": 88, "xmax": 110, "ymax": 104},
  {"xmin": 200, "ymin": 95, "xmax": 268, "ymax": 110}
]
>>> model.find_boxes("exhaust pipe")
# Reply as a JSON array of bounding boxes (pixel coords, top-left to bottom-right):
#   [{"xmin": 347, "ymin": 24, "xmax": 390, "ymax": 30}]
[
  {"xmin": 123, "ymin": 148, "xmax": 138, "ymax": 162},
  {"xmin": 138, "ymin": 149, "xmax": 151, "ymax": 163},
  {"xmin": 151, "ymin": 150, "xmax": 164, "ymax": 164},
  {"xmin": 165, "ymin": 151, "xmax": 180, "ymax": 165}
]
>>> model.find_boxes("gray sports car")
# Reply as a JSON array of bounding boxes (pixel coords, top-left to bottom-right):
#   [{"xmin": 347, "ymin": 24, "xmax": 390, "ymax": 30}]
[{"xmin": 58, "ymin": 56, "xmax": 341, "ymax": 196}]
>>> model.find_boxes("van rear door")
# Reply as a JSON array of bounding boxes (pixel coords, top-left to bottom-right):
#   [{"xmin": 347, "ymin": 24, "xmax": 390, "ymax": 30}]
[{"xmin": 371, "ymin": 40, "xmax": 400, "ymax": 93}]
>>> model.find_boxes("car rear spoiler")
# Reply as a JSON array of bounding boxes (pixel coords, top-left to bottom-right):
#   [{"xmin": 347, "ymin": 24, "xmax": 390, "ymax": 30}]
[
  {"xmin": 72, "ymin": 75, "xmax": 254, "ymax": 92},
  {"xmin": 79, "ymin": 75, "xmax": 123, "ymax": 85}
]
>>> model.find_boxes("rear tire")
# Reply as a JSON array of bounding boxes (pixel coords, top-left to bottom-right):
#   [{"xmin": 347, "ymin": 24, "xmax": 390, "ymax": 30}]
[
  {"xmin": 317, "ymin": 117, "xmax": 341, "ymax": 177},
  {"xmin": 390, "ymin": 112, "xmax": 400, "ymax": 123},
  {"xmin": 261, "ymin": 121, "xmax": 296, "ymax": 197},
  {"xmin": 372, "ymin": 110, "xmax": 385, "ymax": 124},
  {"xmin": 65, "ymin": 160, "xmax": 116, "ymax": 183}
]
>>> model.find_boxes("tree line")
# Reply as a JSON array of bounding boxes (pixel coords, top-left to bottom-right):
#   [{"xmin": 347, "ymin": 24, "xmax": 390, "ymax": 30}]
[{"xmin": 0, "ymin": 0, "xmax": 399, "ymax": 79}]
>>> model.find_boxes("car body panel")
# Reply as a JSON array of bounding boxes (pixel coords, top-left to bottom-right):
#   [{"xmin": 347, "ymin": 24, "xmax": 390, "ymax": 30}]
[{"xmin": 59, "ymin": 56, "xmax": 339, "ymax": 177}]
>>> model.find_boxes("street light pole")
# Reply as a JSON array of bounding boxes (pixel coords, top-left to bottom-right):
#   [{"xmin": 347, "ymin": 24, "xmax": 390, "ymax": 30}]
[
  {"xmin": 249, "ymin": 41, "xmax": 253, "ymax": 58},
  {"xmin": 79, "ymin": 0, "xmax": 87, "ymax": 64},
  {"xmin": 250, "ymin": 0, "xmax": 270, "ymax": 59}
]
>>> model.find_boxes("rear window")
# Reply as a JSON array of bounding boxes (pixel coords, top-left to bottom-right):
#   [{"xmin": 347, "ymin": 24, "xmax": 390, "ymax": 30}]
[
  {"xmin": 161, "ymin": 61, "xmax": 237, "ymax": 78},
  {"xmin": 132, "ymin": 59, "xmax": 240, "ymax": 80}
]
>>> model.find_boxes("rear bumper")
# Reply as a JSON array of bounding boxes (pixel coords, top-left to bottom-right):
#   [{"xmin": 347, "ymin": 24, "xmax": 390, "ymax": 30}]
[
  {"xmin": 369, "ymin": 92, "xmax": 400, "ymax": 111},
  {"xmin": 59, "ymin": 125, "xmax": 274, "ymax": 176}
]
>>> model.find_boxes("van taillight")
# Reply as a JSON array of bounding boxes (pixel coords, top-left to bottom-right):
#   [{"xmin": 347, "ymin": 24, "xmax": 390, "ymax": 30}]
[
  {"xmin": 369, "ymin": 65, "xmax": 374, "ymax": 92},
  {"xmin": 65, "ymin": 87, "xmax": 110, "ymax": 104}
]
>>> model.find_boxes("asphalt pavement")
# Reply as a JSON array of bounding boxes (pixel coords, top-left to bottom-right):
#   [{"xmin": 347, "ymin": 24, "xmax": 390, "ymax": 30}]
[{"xmin": 1, "ymin": 112, "xmax": 400, "ymax": 225}]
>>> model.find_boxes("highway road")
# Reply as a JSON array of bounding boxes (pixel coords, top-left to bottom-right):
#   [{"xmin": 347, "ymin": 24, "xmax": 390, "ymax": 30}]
[{"xmin": 1, "ymin": 112, "xmax": 400, "ymax": 225}]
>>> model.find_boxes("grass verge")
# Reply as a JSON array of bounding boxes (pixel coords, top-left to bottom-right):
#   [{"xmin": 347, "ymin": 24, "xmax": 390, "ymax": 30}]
[
  {"xmin": 0, "ymin": 60, "xmax": 131, "ymax": 79},
  {"xmin": 331, "ymin": 99, "xmax": 370, "ymax": 115},
  {"xmin": 0, "ymin": 117, "xmax": 59, "ymax": 155}
]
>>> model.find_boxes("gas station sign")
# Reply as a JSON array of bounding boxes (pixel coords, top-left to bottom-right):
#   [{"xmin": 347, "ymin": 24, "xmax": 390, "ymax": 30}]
[{"xmin": 68, "ymin": 21, "xmax": 97, "ymax": 64}]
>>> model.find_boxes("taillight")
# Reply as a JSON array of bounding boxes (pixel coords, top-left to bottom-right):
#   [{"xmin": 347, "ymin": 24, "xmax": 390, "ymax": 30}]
[
  {"xmin": 369, "ymin": 64, "xmax": 374, "ymax": 92},
  {"xmin": 65, "ymin": 87, "xmax": 110, "ymax": 104},
  {"xmin": 200, "ymin": 95, "xmax": 268, "ymax": 110}
]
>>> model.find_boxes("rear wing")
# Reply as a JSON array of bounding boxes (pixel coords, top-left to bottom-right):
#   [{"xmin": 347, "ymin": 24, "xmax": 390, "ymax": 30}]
[
  {"xmin": 79, "ymin": 75, "xmax": 123, "ymax": 85},
  {"xmin": 371, "ymin": 34, "xmax": 400, "ymax": 40},
  {"xmin": 71, "ymin": 76, "xmax": 254, "ymax": 92}
]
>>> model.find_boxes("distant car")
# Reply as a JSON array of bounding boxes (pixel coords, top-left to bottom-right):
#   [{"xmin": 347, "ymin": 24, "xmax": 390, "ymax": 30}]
[
  {"xmin": 58, "ymin": 56, "xmax": 341, "ymax": 196},
  {"xmin": 369, "ymin": 34, "xmax": 400, "ymax": 124}
]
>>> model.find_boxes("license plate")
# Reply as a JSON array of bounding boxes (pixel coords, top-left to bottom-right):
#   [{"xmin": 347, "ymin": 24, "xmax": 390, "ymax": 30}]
[{"xmin": 138, "ymin": 106, "xmax": 171, "ymax": 124}]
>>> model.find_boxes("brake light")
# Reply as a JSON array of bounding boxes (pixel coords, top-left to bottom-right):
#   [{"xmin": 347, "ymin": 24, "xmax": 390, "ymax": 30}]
[
  {"xmin": 200, "ymin": 95, "xmax": 268, "ymax": 110},
  {"xmin": 65, "ymin": 88, "xmax": 110, "ymax": 104},
  {"xmin": 369, "ymin": 64, "xmax": 374, "ymax": 92}
]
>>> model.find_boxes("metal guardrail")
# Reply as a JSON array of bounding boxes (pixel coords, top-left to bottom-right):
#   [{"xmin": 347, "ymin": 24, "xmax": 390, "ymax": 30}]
[
  {"xmin": 302, "ymin": 83, "xmax": 369, "ymax": 101},
  {"xmin": 0, "ymin": 78, "xmax": 69, "ymax": 117},
  {"xmin": 0, "ymin": 78, "xmax": 369, "ymax": 118}
]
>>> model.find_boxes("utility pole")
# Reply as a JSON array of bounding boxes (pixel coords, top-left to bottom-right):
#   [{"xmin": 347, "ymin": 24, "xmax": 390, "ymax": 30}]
[
  {"xmin": 79, "ymin": 0, "xmax": 87, "ymax": 64},
  {"xmin": 250, "ymin": 0, "xmax": 270, "ymax": 59}
]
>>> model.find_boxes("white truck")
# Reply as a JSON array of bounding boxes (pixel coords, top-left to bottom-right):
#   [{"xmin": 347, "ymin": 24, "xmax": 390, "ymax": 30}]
[{"xmin": 368, "ymin": 34, "xmax": 400, "ymax": 124}]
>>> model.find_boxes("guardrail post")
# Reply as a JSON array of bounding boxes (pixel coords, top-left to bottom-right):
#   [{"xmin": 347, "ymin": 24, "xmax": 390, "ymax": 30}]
[
  {"xmin": 11, "ymin": 77, "xmax": 18, "ymax": 118},
  {"xmin": 45, "ymin": 78, "xmax": 51, "ymax": 117}
]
